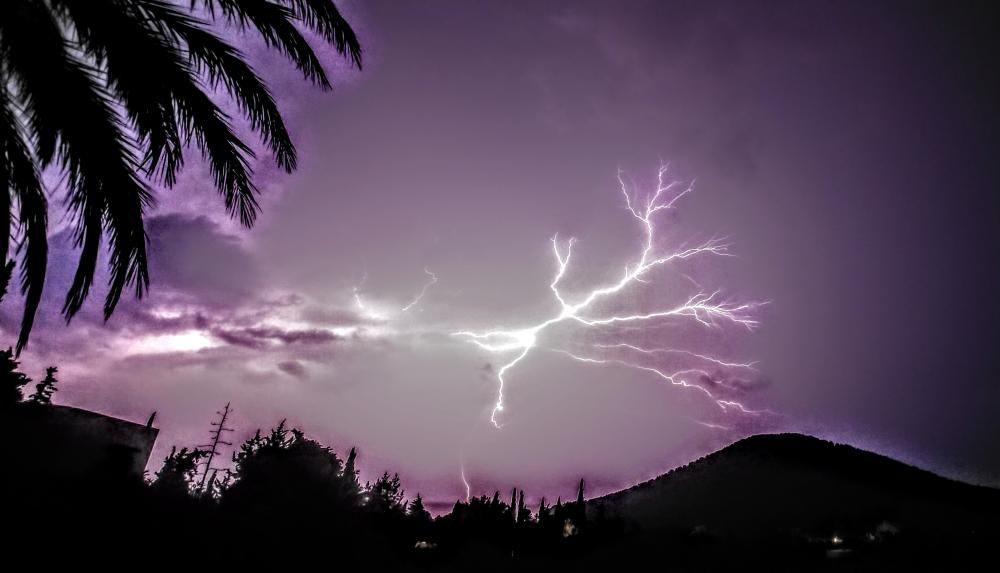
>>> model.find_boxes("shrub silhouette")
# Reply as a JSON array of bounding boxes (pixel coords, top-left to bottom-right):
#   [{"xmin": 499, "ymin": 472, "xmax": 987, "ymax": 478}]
[
  {"xmin": 28, "ymin": 366, "xmax": 58, "ymax": 405},
  {"xmin": 151, "ymin": 446, "xmax": 208, "ymax": 499},
  {"xmin": 0, "ymin": 347, "xmax": 30, "ymax": 408}
]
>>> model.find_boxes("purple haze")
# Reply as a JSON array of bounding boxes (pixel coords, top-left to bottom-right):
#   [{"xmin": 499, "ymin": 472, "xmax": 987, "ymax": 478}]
[{"xmin": 2, "ymin": 1, "xmax": 998, "ymax": 509}]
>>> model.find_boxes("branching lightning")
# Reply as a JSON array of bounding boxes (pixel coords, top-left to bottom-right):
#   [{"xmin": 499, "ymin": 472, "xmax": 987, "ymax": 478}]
[
  {"xmin": 453, "ymin": 164, "xmax": 766, "ymax": 428},
  {"xmin": 350, "ymin": 268, "xmax": 439, "ymax": 319}
]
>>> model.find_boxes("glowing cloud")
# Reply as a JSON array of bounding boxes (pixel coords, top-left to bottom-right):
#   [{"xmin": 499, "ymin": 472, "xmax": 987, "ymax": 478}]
[{"xmin": 123, "ymin": 331, "xmax": 220, "ymax": 356}]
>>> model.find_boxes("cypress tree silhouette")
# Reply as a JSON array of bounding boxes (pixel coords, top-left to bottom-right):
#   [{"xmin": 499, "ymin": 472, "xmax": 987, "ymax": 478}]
[
  {"xmin": 517, "ymin": 489, "xmax": 532, "ymax": 525},
  {"xmin": 537, "ymin": 497, "xmax": 551, "ymax": 525},
  {"xmin": 510, "ymin": 487, "xmax": 518, "ymax": 522},
  {"xmin": 343, "ymin": 446, "xmax": 360, "ymax": 499}
]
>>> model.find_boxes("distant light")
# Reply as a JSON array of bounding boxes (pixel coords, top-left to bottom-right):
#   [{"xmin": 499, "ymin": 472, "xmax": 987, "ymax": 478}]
[
  {"xmin": 831, "ymin": 535, "xmax": 843, "ymax": 545},
  {"xmin": 125, "ymin": 331, "xmax": 219, "ymax": 355},
  {"xmin": 149, "ymin": 307, "xmax": 184, "ymax": 320}
]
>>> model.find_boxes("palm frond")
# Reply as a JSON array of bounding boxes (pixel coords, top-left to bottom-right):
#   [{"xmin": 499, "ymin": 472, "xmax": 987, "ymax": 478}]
[
  {"xmin": 57, "ymin": 0, "xmax": 267, "ymax": 226},
  {"xmin": 195, "ymin": 0, "xmax": 344, "ymax": 88},
  {"xmin": 0, "ymin": 0, "xmax": 361, "ymax": 350},
  {"xmin": 51, "ymin": 0, "xmax": 186, "ymax": 186},
  {"xmin": 278, "ymin": 0, "xmax": 362, "ymax": 68},
  {"xmin": 173, "ymin": 81, "xmax": 261, "ymax": 227},
  {"xmin": 0, "ymin": 80, "xmax": 48, "ymax": 355},
  {"xmin": 0, "ymin": 0, "xmax": 150, "ymax": 323},
  {"xmin": 137, "ymin": 0, "xmax": 297, "ymax": 172}
]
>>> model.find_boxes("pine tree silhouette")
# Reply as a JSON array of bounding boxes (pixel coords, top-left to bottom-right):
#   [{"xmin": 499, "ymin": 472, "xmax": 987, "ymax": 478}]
[{"xmin": 408, "ymin": 493, "xmax": 433, "ymax": 536}]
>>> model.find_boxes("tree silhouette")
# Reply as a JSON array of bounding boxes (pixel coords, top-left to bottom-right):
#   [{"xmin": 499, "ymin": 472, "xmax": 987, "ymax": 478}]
[
  {"xmin": 0, "ymin": 0, "xmax": 362, "ymax": 353},
  {"xmin": 28, "ymin": 366, "xmax": 57, "ymax": 405},
  {"xmin": 537, "ymin": 496, "xmax": 552, "ymax": 526},
  {"xmin": 510, "ymin": 487, "xmax": 518, "ymax": 522},
  {"xmin": 408, "ymin": 493, "xmax": 433, "ymax": 538},
  {"xmin": 573, "ymin": 478, "xmax": 586, "ymax": 527},
  {"xmin": 196, "ymin": 402, "xmax": 234, "ymax": 493},
  {"xmin": 343, "ymin": 445, "xmax": 361, "ymax": 500},
  {"xmin": 8, "ymin": 405, "xmax": 996, "ymax": 569},
  {"xmin": 151, "ymin": 446, "xmax": 208, "ymax": 498},
  {"xmin": 517, "ymin": 489, "xmax": 532, "ymax": 525},
  {"xmin": 365, "ymin": 471, "xmax": 406, "ymax": 516},
  {"xmin": 0, "ymin": 347, "xmax": 30, "ymax": 408},
  {"xmin": 224, "ymin": 421, "xmax": 358, "ymax": 517}
]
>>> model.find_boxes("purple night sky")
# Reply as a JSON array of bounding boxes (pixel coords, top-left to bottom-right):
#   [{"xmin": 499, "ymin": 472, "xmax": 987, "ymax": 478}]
[{"xmin": 2, "ymin": 0, "xmax": 998, "ymax": 508}]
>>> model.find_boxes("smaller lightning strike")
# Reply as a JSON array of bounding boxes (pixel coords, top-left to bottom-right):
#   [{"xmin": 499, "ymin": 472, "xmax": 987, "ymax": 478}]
[
  {"xmin": 401, "ymin": 268, "xmax": 439, "ymax": 312},
  {"xmin": 352, "ymin": 272, "xmax": 369, "ymax": 312},
  {"xmin": 459, "ymin": 464, "xmax": 471, "ymax": 502},
  {"xmin": 695, "ymin": 420, "xmax": 732, "ymax": 431},
  {"xmin": 453, "ymin": 163, "xmax": 767, "ymax": 428},
  {"xmin": 348, "ymin": 268, "xmax": 439, "ymax": 320}
]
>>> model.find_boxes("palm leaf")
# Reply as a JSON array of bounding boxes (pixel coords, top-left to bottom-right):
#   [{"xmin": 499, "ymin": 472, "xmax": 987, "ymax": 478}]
[
  {"xmin": 0, "ymin": 0, "xmax": 150, "ymax": 323},
  {"xmin": 0, "ymin": 0, "xmax": 361, "ymax": 351},
  {"xmin": 0, "ymin": 82, "xmax": 47, "ymax": 355}
]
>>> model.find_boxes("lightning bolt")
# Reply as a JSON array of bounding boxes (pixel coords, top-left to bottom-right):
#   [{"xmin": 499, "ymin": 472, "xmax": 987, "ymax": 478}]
[
  {"xmin": 459, "ymin": 463, "xmax": 471, "ymax": 502},
  {"xmin": 453, "ymin": 163, "xmax": 766, "ymax": 428},
  {"xmin": 349, "ymin": 267, "xmax": 439, "ymax": 320},
  {"xmin": 401, "ymin": 267, "xmax": 439, "ymax": 312}
]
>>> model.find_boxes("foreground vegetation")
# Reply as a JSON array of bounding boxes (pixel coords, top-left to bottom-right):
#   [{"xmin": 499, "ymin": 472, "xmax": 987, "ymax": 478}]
[{"xmin": 3, "ymin": 352, "xmax": 998, "ymax": 570}]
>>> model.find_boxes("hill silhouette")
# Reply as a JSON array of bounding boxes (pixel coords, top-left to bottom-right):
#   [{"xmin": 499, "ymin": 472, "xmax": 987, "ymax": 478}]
[{"xmin": 585, "ymin": 432, "xmax": 1000, "ymax": 569}]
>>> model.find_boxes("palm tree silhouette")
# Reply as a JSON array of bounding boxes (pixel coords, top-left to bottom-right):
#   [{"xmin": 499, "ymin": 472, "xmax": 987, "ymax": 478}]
[{"xmin": 0, "ymin": 0, "xmax": 361, "ymax": 353}]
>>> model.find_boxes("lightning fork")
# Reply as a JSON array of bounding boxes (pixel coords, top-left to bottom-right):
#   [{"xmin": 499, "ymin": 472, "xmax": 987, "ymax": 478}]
[{"xmin": 453, "ymin": 164, "xmax": 765, "ymax": 428}]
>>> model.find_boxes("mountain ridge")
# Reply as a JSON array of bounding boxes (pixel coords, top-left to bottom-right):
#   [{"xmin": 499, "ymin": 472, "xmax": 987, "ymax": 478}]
[
  {"xmin": 595, "ymin": 432, "xmax": 998, "ymax": 504},
  {"xmin": 587, "ymin": 432, "xmax": 1000, "ymax": 540}
]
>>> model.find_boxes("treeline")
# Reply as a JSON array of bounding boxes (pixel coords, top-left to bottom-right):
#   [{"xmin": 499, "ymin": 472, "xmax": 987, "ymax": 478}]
[
  {"xmin": 144, "ymin": 420, "xmax": 611, "ymax": 567},
  {"xmin": 3, "ymin": 352, "xmax": 994, "ymax": 570},
  {"xmin": 0, "ymin": 351, "xmax": 615, "ymax": 569}
]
